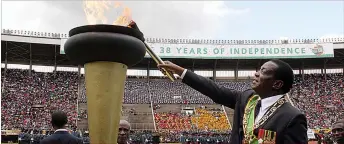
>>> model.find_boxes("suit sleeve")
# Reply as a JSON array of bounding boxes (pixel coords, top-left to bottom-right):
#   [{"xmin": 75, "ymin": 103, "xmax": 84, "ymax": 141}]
[
  {"xmin": 182, "ymin": 70, "xmax": 242, "ymax": 109},
  {"xmin": 283, "ymin": 114, "xmax": 308, "ymax": 144}
]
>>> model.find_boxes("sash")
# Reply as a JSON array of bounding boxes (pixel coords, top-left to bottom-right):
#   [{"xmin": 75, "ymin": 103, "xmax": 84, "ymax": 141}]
[
  {"xmin": 243, "ymin": 95, "xmax": 288, "ymax": 144},
  {"xmin": 243, "ymin": 95, "xmax": 260, "ymax": 144}
]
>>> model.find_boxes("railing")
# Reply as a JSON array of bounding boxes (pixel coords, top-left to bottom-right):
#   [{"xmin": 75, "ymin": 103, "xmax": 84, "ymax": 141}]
[
  {"xmin": 122, "ymin": 111, "xmax": 153, "ymax": 116},
  {"xmin": 149, "ymin": 87, "xmax": 157, "ymax": 131},
  {"xmin": 221, "ymin": 105, "xmax": 232, "ymax": 130},
  {"xmin": 2, "ymin": 29, "xmax": 344, "ymax": 45},
  {"xmin": 129, "ymin": 123, "xmax": 155, "ymax": 130}
]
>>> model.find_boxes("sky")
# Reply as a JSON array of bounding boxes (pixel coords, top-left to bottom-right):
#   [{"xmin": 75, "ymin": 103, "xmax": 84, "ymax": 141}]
[{"xmin": 1, "ymin": 1, "xmax": 344, "ymax": 40}]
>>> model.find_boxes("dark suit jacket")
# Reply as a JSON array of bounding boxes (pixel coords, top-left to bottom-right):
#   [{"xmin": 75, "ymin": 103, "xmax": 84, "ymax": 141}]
[
  {"xmin": 182, "ymin": 70, "xmax": 308, "ymax": 144},
  {"xmin": 40, "ymin": 131, "xmax": 83, "ymax": 144}
]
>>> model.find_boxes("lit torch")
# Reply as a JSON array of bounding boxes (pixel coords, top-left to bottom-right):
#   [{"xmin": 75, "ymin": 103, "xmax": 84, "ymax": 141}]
[
  {"xmin": 65, "ymin": 1, "xmax": 148, "ymax": 144},
  {"xmin": 74, "ymin": 2, "xmax": 175, "ymax": 143},
  {"xmin": 128, "ymin": 20, "xmax": 176, "ymax": 81}
]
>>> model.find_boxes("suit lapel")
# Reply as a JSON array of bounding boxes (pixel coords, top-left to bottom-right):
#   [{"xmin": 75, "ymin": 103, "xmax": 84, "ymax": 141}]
[
  {"xmin": 260, "ymin": 103, "xmax": 284, "ymax": 128},
  {"xmin": 255, "ymin": 95, "xmax": 288, "ymax": 130},
  {"xmin": 254, "ymin": 105, "xmax": 283, "ymax": 135},
  {"xmin": 253, "ymin": 104, "xmax": 285, "ymax": 137}
]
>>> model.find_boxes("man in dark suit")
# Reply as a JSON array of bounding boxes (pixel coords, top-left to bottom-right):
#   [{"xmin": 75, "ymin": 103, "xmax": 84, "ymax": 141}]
[
  {"xmin": 40, "ymin": 111, "xmax": 83, "ymax": 144},
  {"xmin": 158, "ymin": 59, "xmax": 308, "ymax": 144}
]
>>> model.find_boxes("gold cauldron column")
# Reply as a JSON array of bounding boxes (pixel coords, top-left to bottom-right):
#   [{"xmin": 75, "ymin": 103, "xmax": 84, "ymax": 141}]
[
  {"xmin": 84, "ymin": 61, "xmax": 126, "ymax": 143},
  {"xmin": 64, "ymin": 25, "xmax": 147, "ymax": 144}
]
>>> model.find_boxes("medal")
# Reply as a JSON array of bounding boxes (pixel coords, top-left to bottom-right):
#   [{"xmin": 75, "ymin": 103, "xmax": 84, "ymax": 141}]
[{"xmin": 243, "ymin": 95, "xmax": 288, "ymax": 143}]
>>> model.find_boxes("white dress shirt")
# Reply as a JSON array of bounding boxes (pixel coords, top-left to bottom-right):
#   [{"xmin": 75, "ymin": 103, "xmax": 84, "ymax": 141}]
[
  {"xmin": 54, "ymin": 129, "xmax": 68, "ymax": 133},
  {"xmin": 255, "ymin": 95, "xmax": 283, "ymax": 123},
  {"xmin": 180, "ymin": 69, "xmax": 283, "ymax": 124},
  {"xmin": 180, "ymin": 69, "xmax": 188, "ymax": 79}
]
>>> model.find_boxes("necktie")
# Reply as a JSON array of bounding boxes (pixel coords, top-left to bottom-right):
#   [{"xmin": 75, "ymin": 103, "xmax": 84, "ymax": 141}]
[{"xmin": 254, "ymin": 100, "xmax": 261, "ymax": 119}]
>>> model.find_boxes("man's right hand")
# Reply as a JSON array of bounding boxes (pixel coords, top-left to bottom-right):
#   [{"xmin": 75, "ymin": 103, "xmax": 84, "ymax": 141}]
[{"xmin": 157, "ymin": 61, "xmax": 185, "ymax": 76}]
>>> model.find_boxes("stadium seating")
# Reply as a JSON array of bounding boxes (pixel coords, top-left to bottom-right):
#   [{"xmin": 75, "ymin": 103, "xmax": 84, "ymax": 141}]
[
  {"xmin": 154, "ymin": 112, "xmax": 192, "ymax": 130},
  {"xmin": 1, "ymin": 68, "xmax": 343, "ymax": 131},
  {"xmin": 290, "ymin": 73, "xmax": 344, "ymax": 129},
  {"xmin": 17, "ymin": 129, "xmax": 231, "ymax": 144},
  {"xmin": 79, "ymin": 78, "xmax": 150, "ymax": 104},
  {"xmin": 191, "ymin": 108, "xmax": 230, "ymax": 131},
  {"xmin": 78, "ymin": 109, "xmax": 87, "ymax": 120},
  {"xmin": 1, "ymin": 69, "xmax": 78, "ymax": 129}
]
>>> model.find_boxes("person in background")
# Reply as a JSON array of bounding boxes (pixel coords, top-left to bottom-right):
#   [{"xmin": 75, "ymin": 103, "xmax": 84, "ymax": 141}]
[
  {"xmin": 332, "ymin": 119, "xmax": 344, "ymax": 144},
  {"xmin": 118, "ymin": 120, "xmax": 131, "ymax": 144},
  {"xmin": 40, "ymin": 111, "xmax": 83, "ymax": 144}
]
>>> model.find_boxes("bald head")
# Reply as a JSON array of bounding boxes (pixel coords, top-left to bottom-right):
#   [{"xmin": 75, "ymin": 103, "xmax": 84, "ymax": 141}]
[
  {"xmin": 118, "ymin": 120, "xmax": 131, "ymax": 144},
  {"xmin": 119, "ymin": 120, "xmax": 131, "ymax": 129}
]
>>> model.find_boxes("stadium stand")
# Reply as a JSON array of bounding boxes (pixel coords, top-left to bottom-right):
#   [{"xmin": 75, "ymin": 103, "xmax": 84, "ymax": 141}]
[
  {"xmin": 1, "ymin": 69, "xmax": 78, "ymax": 130},
  {"xmin": 2, "ymin": 68, "xmax": 343, "ymax": 131},
  {"xmin": 4, "ymin": 71, "xmax": 341, "ymax": 143},
  {"xmin": 1, "ymin": 30, "xmax": 344, "ymax": 143},
  {"xmin": 191, "ymin": 107, "xmax": 231, "ymax": 131},
  {"xmin": 149, "ymin": 79, "xmax": 214, "ymax": 104},
  {"xmin": 154, "ymin": 112, "xmax": 192, "ymax": 130},
  {"xmin": 290, "ymin": 73, "xmax": 344, "ymax": 129}
]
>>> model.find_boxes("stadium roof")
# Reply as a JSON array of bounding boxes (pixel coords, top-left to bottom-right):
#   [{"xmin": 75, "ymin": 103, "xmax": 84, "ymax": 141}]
[{"xmin": 1, "ymin": 29, "xmax": 344, "ymax": 70}]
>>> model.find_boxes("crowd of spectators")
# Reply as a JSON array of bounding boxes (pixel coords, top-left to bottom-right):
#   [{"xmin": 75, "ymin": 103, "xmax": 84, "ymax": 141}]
[
  {"xmin": 79, "ymin": 78, "xmax": 150, "ymax": 104},
  {"xmin": 1, "ymin": 69, "xmax": 78, "ymax": 129},
  {"xmin": 81, "ymin": 79, "xmax": 251, "ymax": 104},
  {"xmin": 179, "ymin": 131, "xmax": 231, "ymax": 143},
  {"xmin": 290, "ymin": 73, "xmax": 344, "ymax": 129},
  {"xmin": 78, "ymin": 77, "xmax": 251, "ymax": 105},
  {"xmin": 124, "ymin": 79, "xmax": 150, "ymax": 104},
  {"xmin": 127, "ymin": 129, "xmax": 232, "ymax": 143},
  {"xmin": 1, "ymin": 68, "xmax": 343, "ymax": 130},
  {"xmin": 15, "ymin": 129, "xmax": 230, "ymax": 144},
  {"xmin": 79, "ymin": 77, "xmax": 87, "ymax": 104},
  {"xmin": 78, "ymin": 109, "xmax": 87, "ymax": 120},
  {"xmin": 154, "ymin": 106, "xmax": 230, "ymax": 131},
  {"xmin": 16, "ymin": 129, "xmax": 89, "ymax": 144},
  {"xmin": 191, "ymin": 108, "xmax": 230, "ymax": 131},
  {"xmin": 149, "ymin": 80, "xmax": 213, "ymax": 104},
  {"xmin": 154, "ymin": 112, "xmax": 192, "ymax": 130},
  {"xmin": 129, "ymin": 130, "xmax": 154, "ymax": 143}
]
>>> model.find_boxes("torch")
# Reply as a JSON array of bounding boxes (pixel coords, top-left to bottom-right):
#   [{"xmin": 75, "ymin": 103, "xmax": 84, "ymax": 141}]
[
  {"xmin": 128, "ymin": 20, "xmax": 176, "ymax": 82},
  {"xmin": 64, "ymin": 25, "xmax": 146, "ymax": 144}
]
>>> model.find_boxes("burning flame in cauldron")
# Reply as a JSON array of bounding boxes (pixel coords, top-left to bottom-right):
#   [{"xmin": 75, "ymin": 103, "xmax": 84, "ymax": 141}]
[{"xmin": 83, "ymin": 1, "xmax": 132, "ymax": 26}]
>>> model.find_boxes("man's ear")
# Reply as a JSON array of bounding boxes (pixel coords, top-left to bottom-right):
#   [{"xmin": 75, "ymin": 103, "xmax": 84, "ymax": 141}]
[{"xmin": 273, "ymin": 80, "xmax": 283, "ymax": 90}]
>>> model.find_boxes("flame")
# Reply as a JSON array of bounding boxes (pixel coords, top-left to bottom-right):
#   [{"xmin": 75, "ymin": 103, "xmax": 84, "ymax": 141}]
[
  {"xmin": 83, "ymin": 1, "xmax": 132, "ymax": 26},
  {"xmin": 113, "ymin": 7, "xmax": 132, "ymax": 26},
  {"xmin": 114, "ymin": 1, "xmax": 122, "ymax": 8}
]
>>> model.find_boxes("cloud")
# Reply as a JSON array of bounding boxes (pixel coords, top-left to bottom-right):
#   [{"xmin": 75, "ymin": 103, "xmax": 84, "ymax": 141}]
[
  {"xmin": 2, "ymin": 1, "xmax": 250, "ymax": 39},
  {"xmin": 2, "ymin": 1, "xmax": 67, "ymax": 33},
  {"xmin": 203, "ymin": 1, "xmax": 250, "ymax": 17},
  {"xmin": 2, "ymin": 1, "xmax": 43, "ymax": 31},
  {"xmin": 319, "ymin": 34, "xmax": 344, "ymax": 39},
  {"xmin": 125, "ymin": 1, "xmax": 251, "ymax": 39}
]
